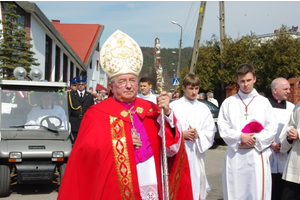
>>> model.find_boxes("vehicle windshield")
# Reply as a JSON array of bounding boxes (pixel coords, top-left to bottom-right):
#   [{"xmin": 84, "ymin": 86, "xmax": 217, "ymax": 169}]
[{"xmin": 1, "ymin": 88, "xmax": 69, "ymax": 131}]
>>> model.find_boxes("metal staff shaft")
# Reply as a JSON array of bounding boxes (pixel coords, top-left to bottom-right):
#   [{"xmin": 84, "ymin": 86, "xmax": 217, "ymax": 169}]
[{"xmin": 154, "ymin": 37, "xmax": 169, "ymax": 200}]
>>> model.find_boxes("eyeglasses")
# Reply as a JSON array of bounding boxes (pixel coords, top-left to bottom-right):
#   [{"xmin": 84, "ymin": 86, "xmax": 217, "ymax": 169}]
[{"xmin": 114, "ymin": 79, "xmax": 138, "ymax": 88}]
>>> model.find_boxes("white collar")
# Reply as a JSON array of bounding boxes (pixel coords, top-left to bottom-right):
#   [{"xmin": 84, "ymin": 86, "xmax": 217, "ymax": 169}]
[
  {"xmin": 237, "ymin": 88, "xmax": 258, "ymax": 99},
  {"xmin": 139, "ymin": 92, "xmax": 153, "ymax": 98},
  {"xmin": 77, "ymin": 90, "xmax": 85, "ymax": 95},
  {"xmin": 183, "ymin": 95, "xmax": 197, "ymax": 105}
]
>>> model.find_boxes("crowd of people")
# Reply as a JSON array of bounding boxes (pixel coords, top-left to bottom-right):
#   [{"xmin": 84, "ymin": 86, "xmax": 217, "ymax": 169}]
[{"xmin": 55, "ymin": 30, "xmax": 300, "ymax": 200}]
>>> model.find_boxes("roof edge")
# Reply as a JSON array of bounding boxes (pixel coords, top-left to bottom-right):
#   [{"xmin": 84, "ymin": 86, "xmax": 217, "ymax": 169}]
[{"xmin": 15, "ymin": 1, "xmax": 87, "ymax": 71}]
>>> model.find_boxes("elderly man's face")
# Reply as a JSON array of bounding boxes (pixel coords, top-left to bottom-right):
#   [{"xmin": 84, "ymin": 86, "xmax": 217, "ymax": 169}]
[{"xmin": 109, "ymin": 74, "xmax": 138, "ymax": 103}]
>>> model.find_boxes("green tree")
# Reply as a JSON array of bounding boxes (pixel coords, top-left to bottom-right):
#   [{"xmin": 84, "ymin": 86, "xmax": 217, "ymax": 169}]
[
  {"xmin": 0, "ymin": 2, "xmax": 39, "ymax": 80},
  {"xmin": 193, "ymin": 26, "xmax": 300, "ymax": 101},
  {"xmin": 255, "ymin": 30, "xmax": 300, "ymax": 92},
  {"xmin": 194, "ymin": 35, "xmax": 221, "ymax": 91}
]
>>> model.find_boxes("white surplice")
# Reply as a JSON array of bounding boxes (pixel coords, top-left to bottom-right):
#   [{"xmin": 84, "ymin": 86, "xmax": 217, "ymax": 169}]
[
  {"xmin": 270, "ymin": 102, "xmax": 294, "ymax": 174},
  {"xmin": 218, "ymin": 89, "xmax": 277, "ymax": 200},
  {"xmin": 137, "ymin": 93, "xmax": 157, "ymax": 104},
  {"xmin": 169, "ymin": 96, "xmax": 216, "ymax": 200}
]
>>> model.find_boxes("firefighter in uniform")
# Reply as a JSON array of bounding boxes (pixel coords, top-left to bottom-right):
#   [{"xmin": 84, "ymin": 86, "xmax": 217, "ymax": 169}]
[
  {"xmin": 68, "ymin": 76, "xmax": 94, "ymax": 143},
  {"xmin": 70, "ymin": 77, "xmax": 77, "ymax": 91}
]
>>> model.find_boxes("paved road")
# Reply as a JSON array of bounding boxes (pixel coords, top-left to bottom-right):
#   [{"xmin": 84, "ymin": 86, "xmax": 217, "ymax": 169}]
[
  {"xmin": 3, "ymin": 183, "xmax": 58, "ymax": 200},
  {"xmin": 205, "ymin": 146, "xmax": 226, "ymax": 200},
  {"xmin": 3, "ymin": 146, "xmax": 226, "ymax": 200}
]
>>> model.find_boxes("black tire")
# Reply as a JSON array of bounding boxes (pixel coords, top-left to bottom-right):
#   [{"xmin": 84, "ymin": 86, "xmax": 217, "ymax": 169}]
[
  {"xmin": 0, "ymin": 165, "xmax": 10, "ymax": 197},
  {"xmin": 59, "ymin": 164, "xmax": 66, "ymax": 185}
]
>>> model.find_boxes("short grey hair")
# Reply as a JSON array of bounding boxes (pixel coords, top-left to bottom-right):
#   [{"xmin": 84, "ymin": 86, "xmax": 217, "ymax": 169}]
[
  {"xmin": 271, "ymin": 77, "xmax": 287, "ymax": 90},
  {"xmin": 206, "ymin": 92, "xmax": 213, "ymax": 98},
  {"xmin": 199, "ymin": 93, "xmax": 206, "ymax": 98},
  {"xmin": 109, "ymin": 77, "xmax": 116, "ymax": 83}
]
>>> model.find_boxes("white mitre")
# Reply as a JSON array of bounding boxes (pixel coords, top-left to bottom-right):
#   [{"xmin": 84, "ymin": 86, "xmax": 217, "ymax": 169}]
[{"xmin": 99, "ymin": 30, "xmax": 143, "ymax": 80}]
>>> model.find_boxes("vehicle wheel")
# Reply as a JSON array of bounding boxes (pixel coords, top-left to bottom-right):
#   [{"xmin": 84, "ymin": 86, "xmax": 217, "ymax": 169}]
[
  {"xmin": 0, "ymin": 165, "xmax": 10, "ymax": 197},
  {"xmin": 215, "ymin": 138, "xmax": 225, "ymax": 145},
  {"xmin": 59, "ymin": 164, "xmax": 66, "ymax": 185}
]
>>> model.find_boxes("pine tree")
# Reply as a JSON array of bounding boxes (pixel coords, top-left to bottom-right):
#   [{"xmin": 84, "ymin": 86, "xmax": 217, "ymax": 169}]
[{"xmin": 0, "ymin": 1, "xmax": 39, "ymax": 80}]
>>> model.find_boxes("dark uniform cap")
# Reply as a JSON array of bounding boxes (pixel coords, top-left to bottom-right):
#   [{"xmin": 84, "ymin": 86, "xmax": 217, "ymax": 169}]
[
  {"xmin": 70, "ymin": 78, "xmax": 77, "ymax": 85},
  {"xmin": 76, "ymin": 76, "xmax": 87, "ymax": 84}
]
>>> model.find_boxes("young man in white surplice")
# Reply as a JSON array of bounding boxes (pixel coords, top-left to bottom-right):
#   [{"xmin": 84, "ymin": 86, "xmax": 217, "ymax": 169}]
[
  {"xmin": 168, "ymin": 73, "xmax": 216, "ymax": 200},
  {"xmin": 218, "ymin": 63, "xmax": 277, "ymax": 200}
]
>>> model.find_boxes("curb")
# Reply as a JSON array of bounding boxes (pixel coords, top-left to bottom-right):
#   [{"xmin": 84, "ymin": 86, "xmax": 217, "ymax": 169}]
[
  {"xmin": 216, "ymin": 145, "xmax": 227, "ymax": 151},
  {"xmin": 210, "ymin": 144, "xmax": 228, "ymax": 151}
]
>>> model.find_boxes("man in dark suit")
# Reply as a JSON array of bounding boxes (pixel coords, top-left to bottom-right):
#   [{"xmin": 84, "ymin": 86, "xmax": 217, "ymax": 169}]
[{"xmin": 68, "ymin": 76, "xmax": 94, "ymax": 143}]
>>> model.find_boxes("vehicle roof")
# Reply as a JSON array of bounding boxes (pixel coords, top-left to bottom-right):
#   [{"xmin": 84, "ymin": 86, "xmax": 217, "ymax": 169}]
[{"xmin": 0, "ymin": 80, "xmax": 68, "ymax": 88}]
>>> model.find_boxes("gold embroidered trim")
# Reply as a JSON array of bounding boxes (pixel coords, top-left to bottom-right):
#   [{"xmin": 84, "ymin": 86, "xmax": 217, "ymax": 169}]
[
  {"xmin": 136, "ymin": 107, "xmax": 143, "ymax": 113},
  {"xmin": 169, "ymin": 138, "xmax": 186, "ymax": 200},
  {"xmin": 121, "ymin": 110, "xmax": 128, "ymax": 117},
  {"xmin": 121, "ymin": 107, "xmax": 143, "ymax": 117},
  {"xmin": 110, "ymin": 116, "xmax": 134, "ymax": 200}
]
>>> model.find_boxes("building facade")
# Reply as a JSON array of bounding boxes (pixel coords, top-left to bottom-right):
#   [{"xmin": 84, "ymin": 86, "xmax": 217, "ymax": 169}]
[{"xmin": 0, "ymin": 1, "xmax": 107, "ymax": 90}]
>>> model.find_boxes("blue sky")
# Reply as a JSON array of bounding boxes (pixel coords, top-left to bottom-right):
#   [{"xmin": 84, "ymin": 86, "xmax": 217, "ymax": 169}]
[{"xmin": 32, "ymin": 1, "xmax": 300, "ymax": 49}]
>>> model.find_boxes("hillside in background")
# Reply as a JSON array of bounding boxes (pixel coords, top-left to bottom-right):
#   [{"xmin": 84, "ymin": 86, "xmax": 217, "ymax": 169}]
[{"xmin": 140, "ymin": 47, "xmax": 192, "ymax": 91}]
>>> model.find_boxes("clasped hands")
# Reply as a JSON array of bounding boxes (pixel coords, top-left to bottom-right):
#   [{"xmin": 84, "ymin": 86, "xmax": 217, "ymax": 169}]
[
  {"xmin": 183, "ymin": 125, "xmax": 199, "ymax": 141},
  {"xmin": 240, "ymin": 133, "xmax": 256, "ymax": 146},
  {"xmin": 271, "ymin": 142, "xmax": 281, "ymax": 153}
]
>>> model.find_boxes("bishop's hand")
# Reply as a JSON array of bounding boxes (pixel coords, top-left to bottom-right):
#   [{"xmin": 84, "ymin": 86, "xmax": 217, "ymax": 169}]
[
  {"xmin": 132, "ymin": 134, "xmax": 142, "ymax": 149},
  {"xmin": 157, "ymin": 91, "xmax": 171, "ymax": 115}
]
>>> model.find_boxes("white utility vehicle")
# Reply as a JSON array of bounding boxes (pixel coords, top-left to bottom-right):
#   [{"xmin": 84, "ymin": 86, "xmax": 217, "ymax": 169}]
[{"xmin": 0, "ymin": 67, "xmax": 72, "ymax": 197}]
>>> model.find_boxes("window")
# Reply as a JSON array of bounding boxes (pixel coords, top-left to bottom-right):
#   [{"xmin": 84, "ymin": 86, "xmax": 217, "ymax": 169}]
[
  {"xmin": 62, "ymin": 54, "xmax": 67, "ymax": 82},
  {"xmin": 3, "ymin": 2, "xmax": 25, "ymax": 30},
  {"xmin": 45, "ymin": 35, "xmax": 52, "ymax": 81},
  {"xmin": 96, "ymin": 43, "xmax": 99, "ymax": 51},
  {"xmin": 70, "ymin": 62, "xmax": 74, "ymax": 80},
  {"xmin": 55, "ymin": 46, "xmax": 61, "ymax": 82}
]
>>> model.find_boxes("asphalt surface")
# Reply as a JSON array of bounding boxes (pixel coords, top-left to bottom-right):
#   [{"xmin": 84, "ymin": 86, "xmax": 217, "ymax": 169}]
[
  {"xmin": 3, "ymin": 145, "xmax": 227, "ymax": 200},
  {"xmin": 205, "ymin": 145, "xmax": 226, "ymax": 200}
]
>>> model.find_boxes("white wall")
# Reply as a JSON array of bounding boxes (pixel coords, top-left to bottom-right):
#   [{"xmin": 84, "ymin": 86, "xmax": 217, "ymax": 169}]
[
  {"xmin": 86, "ymin": 46, "xmax": 108, "ymax": 91},
  {"xmin": 1, "ymin": 2, "xmax": 108, "ymax": 87},
  {"xmin": 87, "ymin": 50, "xmax": 100, "ymax": 90},
  {"xmin": 30, "ymin": 16, "xmax": 45, "ymax": 75}
]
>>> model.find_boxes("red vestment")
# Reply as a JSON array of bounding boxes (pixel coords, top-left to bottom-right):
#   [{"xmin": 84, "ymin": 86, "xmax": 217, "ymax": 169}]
[{"xmin": 58, "ymin": 97, "xmax": 193, "ymax": 200}]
